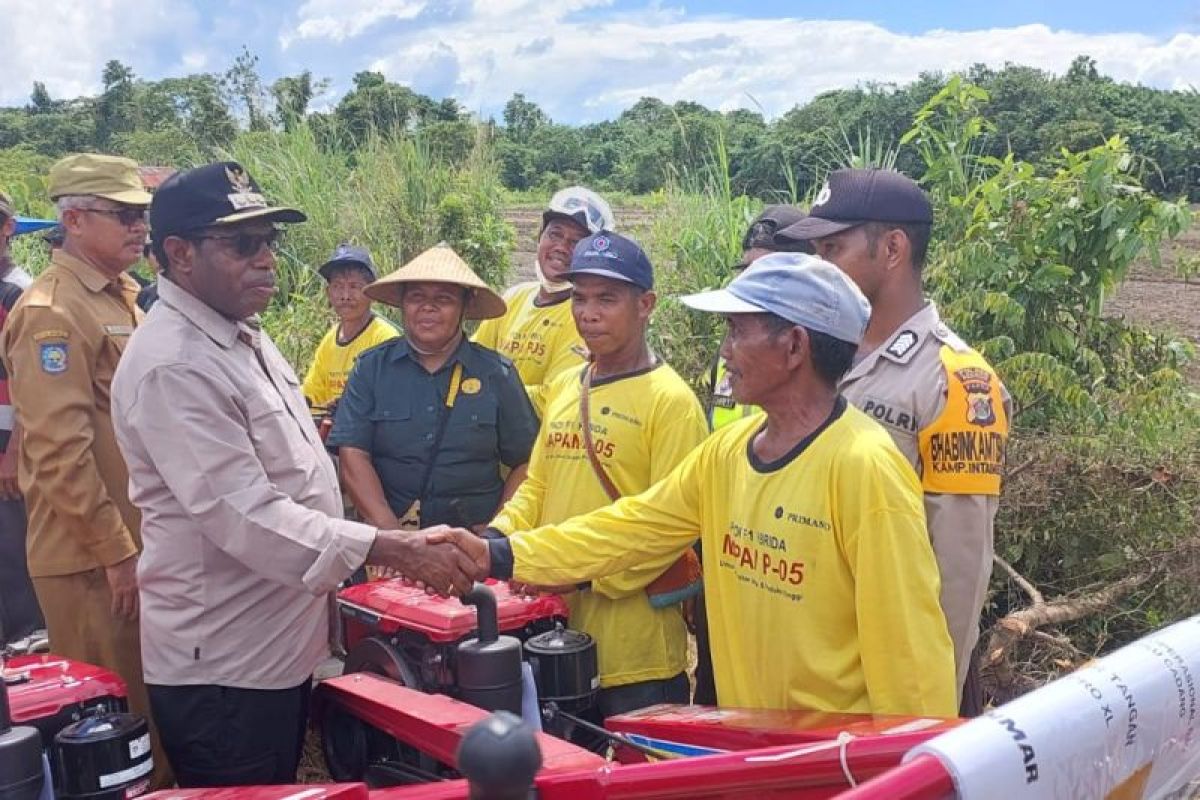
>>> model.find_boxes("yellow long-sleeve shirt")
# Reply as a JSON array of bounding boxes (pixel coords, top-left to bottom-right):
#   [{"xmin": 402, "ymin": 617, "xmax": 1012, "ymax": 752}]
[
  {"xmin": 301, "ymin": 315, "xmax": 399, "ymax": 411},
  {"xmin": 503, "ymin": 400, "xmax": 957, "ymax": 716},
  {"xmin": 472, "ymin": 283, "xmax": 586, "ymax": 413},
  {"xmin": 491, "ymin": 363, "xmax": 707, "ymax": 687}
]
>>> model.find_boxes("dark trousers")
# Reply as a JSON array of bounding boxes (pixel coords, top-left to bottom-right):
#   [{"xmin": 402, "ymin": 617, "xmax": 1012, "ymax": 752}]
[
  {"xmin": 598, "ymin": 672, "xmax": 690, "ymax": 719},
  {"xmin": 958, "ymin": 656, "xmax": 984, "ymax": 717},
  {"xmin": 691, "ymin": 589, "xmax": 717, "ymax": 705},
  {"xmin": 148, "ymin": 679, "xmax": 311, "ymax": 787},
  {"xmin": 0, "ymin": 499, "xmax": 43, "ymax": 643}
]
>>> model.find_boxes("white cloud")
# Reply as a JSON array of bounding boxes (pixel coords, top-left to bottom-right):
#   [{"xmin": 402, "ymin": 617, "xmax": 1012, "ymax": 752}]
[
  {"xmin": 0, "ymin": 0, "xmax": 200, "ymax": 104},
  {"xmin": 319, "ymin": 11, "xmax": 1200, "ymax": 122},
  {"xmin": 2, "ymin": 0, "xmax": 1198, "ymax": 125},
  {"xmin": 283, "ymin": 0, "xmax": 428, "ymax": 47}
]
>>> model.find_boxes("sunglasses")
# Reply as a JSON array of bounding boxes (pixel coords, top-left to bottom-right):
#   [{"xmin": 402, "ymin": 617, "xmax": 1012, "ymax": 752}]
[
  {"xmin": 189, "ymin": 229, "xmax": 284, "ymax": 258},
  {"xmin": 83, "ymin": 207, "xmax": 148, "ymax": 228}
]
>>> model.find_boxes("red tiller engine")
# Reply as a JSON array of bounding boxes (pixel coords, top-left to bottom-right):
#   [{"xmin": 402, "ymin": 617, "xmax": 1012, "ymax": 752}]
[
  {"xmin": 329, "ymin": 579, "xmax": 599, "ymax": 784},
  {"xmin": 4, "ymin": 655, "xmax": 129, "ymax": 747},
  {"xmin": 337, "ymin": 579, "xmax": 571, "ymax": 694}
]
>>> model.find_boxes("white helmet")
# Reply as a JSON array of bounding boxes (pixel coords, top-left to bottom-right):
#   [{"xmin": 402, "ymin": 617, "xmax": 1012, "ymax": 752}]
[{"xmin": 542, "ymin": 186, "xmax": 615, "ymax": 235}]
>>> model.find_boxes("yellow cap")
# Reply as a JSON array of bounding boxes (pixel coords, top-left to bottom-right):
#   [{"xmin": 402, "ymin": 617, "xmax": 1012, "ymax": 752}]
[
  {"xmin": 48, "ymin": 154, "xmax": 153, "ymax": 206},
  {"xmin": 364, "ymin": 243, "xmax": 507, "ymax": 321}
]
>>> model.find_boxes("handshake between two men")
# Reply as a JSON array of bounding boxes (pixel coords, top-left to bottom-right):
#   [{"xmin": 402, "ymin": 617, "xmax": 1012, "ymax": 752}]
[{"xmin": 366, "ymin": 525, "xmax": 493, "ymax": 596}]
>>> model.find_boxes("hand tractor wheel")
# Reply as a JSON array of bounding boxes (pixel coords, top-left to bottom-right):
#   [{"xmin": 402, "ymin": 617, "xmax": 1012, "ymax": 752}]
[{"xmin": 323, "ymin": 635, "xmax": 439, "ymax": 785}]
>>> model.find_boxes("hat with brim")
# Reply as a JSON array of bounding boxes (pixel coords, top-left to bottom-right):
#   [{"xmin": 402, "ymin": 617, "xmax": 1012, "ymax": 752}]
[
  {"xmin": 150, "ymin": 162, "xmax": 306, "ymax": 242},
  {"xmin": 775, "ymin": 216, "xmax": 862, "ymax": 242},
  {"xmin": 48, "ymin": 154, "xmax": 153, "ymax": 206},
  {"xmin": 211, "ymin": 207, "xmax": 306, "ymax": 227},
  {"xmin": 681, "ymin": 252, "xmax": 870, "ymax": 346},
  {"xmin": 318, "ymin": 244, "xmax": 377, "ymax": 282},
  {"xmin": 364, "ymin": 243, "xmax": 506, "ymax": 321}
]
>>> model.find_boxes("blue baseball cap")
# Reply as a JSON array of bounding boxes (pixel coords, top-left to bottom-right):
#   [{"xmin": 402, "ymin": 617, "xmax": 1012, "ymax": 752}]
[
  {"xmin": 680, "ymin": 253, "xmax": 871, "ymax": 345},
  {"xmin": 566, "ymin": 231, "xmax": 653, "ymax": 291},
  {"xmin": 318, "ymin": 243, "xmax": 377, "ymax": 281}
]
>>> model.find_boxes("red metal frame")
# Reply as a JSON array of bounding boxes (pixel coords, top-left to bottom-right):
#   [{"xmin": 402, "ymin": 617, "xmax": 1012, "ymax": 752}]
[
  {"xmin": 311, "ymin": 676, "xmax": 955, "ymax": 800},
  {"xmin": 145, "ymin": 787, "xmax": 370, "ymax": 799},
  {"xmin": 313, "ymin": 672, "xmax": 605, "ymax": 773},
  {"xmin": 606, "ymin": 704, "xmax": 958, "ymax": 759},
  {"xmin": 835, "ymin": 753, "xmax": 955, "ymax": 799}
]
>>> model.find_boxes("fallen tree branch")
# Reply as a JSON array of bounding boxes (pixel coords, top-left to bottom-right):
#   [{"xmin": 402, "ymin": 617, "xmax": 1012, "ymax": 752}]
[
  {"xmin": 982, "ymin": 567, "xmax": 1157, "ymax": 692},
  {"xmin": 1004, "ymin": 456, "xmax": 1039, "ymax": 483},
  {"xmin": 993, "ymin": 554, "xmax": 1044, "ymax": 605}
]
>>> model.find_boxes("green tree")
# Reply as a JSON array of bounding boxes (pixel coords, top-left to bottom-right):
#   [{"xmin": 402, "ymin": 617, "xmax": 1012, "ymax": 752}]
[
  {"xmin": 222, "ymin": 46, "xmax": 271, "ymax": 132},
  {"xmin": 272, "ymin": 71, "xmax": 329, "ymax": 131},
  {"xmin": 501, "ymin": 93, "xmax": 548, "ymax": 144},
  {"xmin": 95, "ymin": 60, "xmax": 137, "ymax": 148}
]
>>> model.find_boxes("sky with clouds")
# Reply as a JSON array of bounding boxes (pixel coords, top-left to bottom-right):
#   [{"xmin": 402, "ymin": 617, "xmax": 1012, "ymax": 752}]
[{"xmin": 2, "ymin": 0, "xmax": 1199, "ymax": 124}]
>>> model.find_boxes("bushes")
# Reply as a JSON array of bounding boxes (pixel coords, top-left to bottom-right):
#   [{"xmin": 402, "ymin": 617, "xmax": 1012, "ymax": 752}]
[
  {"xmin": 226, "ymin": 122, "xmax": 514, "ymax": 368},
  {"xmin": 633, "ymin": 78, "xmax": 1199, "ymax": 700}
]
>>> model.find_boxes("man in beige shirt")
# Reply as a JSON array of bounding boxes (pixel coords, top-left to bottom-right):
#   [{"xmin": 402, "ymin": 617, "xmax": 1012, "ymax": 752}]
[
  {"xmin": 111, "ymin": 161, "xmax": 478, "ymax": 787},
  {"xmin": 0, "ymin": 154, "xmax": 174, "ymax": 789},
  {"xmin": 778, "ymin": 168, "xmax": 1011, "ymax": 715}
]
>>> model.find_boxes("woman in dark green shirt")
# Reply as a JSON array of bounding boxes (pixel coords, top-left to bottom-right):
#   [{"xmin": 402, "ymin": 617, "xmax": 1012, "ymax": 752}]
[{"xmin": 329, "ymin": 244, "xmax": 538, "ymax": 530}]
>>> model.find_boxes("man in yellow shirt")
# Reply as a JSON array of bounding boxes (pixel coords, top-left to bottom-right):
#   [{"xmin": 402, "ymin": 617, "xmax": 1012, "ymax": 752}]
[
  {"xmin": 302, "ymin": 244, "xmax": 399, "ymax": 414},
  {"xmin": 486, "ymin": 231, "xmax": 706, "ymax": 717},
  {"xmin": 442, "ymin": 254, "xmax": 957, "ymax": 717},
  {"xmin": 474, "ymin": 187, "xmax": 614, "ymax": 412}
]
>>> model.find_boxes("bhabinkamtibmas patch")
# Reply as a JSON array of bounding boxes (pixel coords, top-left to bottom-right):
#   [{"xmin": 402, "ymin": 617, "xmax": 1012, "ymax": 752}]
[{"xmin": 918, "ymin": 346, "xmax": 1008, "ymax": 495}]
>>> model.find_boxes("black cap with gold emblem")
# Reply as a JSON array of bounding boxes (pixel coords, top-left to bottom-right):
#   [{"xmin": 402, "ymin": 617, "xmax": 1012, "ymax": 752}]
[{"xmin": 149, "ymin": 161, "xmax": 306, "ymax": 243}]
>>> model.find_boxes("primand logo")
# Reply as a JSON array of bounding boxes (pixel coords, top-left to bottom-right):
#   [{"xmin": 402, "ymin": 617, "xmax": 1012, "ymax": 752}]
[
  {"xmin": 956, "ymin": 366, "xmax": 998, "ymax": 427},
  {"xmin": 814, "ymin": 181, "xmax": 832, "ymax": 207}
]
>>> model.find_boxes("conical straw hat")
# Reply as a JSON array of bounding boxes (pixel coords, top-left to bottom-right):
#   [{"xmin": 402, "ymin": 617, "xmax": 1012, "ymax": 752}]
[{"xmin": 364, "ymin": 243, "xmax": 507, "ymax": 320}]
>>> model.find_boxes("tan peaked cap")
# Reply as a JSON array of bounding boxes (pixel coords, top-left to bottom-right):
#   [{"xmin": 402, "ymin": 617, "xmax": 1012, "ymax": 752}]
[
  {"xmin": 48, "ymin": 153, "xmax": 153, "ymax": 205},
  {"xmin": 365, "ymin": 243, "xmax": 507, "ymax": 321}
]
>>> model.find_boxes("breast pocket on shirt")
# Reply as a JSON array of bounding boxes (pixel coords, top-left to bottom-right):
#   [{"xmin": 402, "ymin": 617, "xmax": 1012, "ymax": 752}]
[
  {"xmin": 245, "ymin": 381, "xmax": 316, "ymax": 474},
  {"xmin": 366, "ymin": 395, "xmax": 415, "ymax": 458},
  {"xmin": 456, "ymin": 392, "xmax": 499, "ymax": 456}
]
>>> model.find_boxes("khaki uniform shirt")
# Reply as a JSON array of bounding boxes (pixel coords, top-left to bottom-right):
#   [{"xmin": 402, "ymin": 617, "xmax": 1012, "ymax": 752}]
[
  {"xmin": 111, "ymin": 278, "xmax": 376, "ymax": 690},
  {"xmin": 840, "ymin": 302, "xmax": 1010, "ymax": 690},
  {"xmin": 0, "ymin": 251, "xmax": 143, "ymax": 576}
]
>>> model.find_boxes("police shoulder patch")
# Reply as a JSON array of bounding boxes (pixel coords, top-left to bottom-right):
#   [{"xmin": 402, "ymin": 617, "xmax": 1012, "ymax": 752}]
[
  {"xmin": 883, "ymin": 329, "xmax": 920, "ymax": 362},
  {"xmin": 39, "ymin": 342, "xmax": 68, "ymax": 374},
  {"xmin": 917, "ymin": 345, "xmax": 1008, "ymax": 496}
]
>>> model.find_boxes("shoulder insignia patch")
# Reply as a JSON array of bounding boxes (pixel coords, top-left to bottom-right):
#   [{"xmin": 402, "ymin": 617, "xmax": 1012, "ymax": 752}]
[
  {"xmin": 39, "ymin": 342, "xmax": 68, "ymax": 374},
  {"xmin": 33, "ymin": 329, "xmax": 70, "ymax": 342},
  {"xmin": 917, "ymin": 346, "xmax": 1009, "ymax": 496},
  {"xmin": 884, "ymin": 330, "xmax": 920, "ymax": 361}
]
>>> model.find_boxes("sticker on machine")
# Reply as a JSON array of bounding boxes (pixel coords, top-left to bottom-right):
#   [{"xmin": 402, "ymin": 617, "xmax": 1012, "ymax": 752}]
[
  {"xmin": 128, "ymin": 732, "xmax": 151, "ymax": 760},
  {"xmin": 98, "ymin": 756, "xmax": 153, "ymax": 788}
]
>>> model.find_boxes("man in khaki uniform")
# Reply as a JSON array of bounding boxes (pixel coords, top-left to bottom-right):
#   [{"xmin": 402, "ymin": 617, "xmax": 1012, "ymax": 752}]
[
  {"xmin": 0, "ymin": 154, "xmax": 170, "ymax": 787},
  {"xmin": 779, "ymin": 169, "xmax": 1010, "ymax": 715}
]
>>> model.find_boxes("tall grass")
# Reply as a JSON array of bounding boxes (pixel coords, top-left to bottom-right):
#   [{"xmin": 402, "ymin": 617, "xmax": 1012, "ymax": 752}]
[
  {"xmin": 225, "ymin": 121, "xmax": 514, "ymax": 368},
  {"xmin": 646, "ymin": 135, "xmax": 760, "ymax": 389}
]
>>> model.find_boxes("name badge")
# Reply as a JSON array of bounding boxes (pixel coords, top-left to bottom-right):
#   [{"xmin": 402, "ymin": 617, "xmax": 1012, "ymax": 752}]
[{"xmin": 104, "ymin": 324, "xmax": 135, "ymax": 336}]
